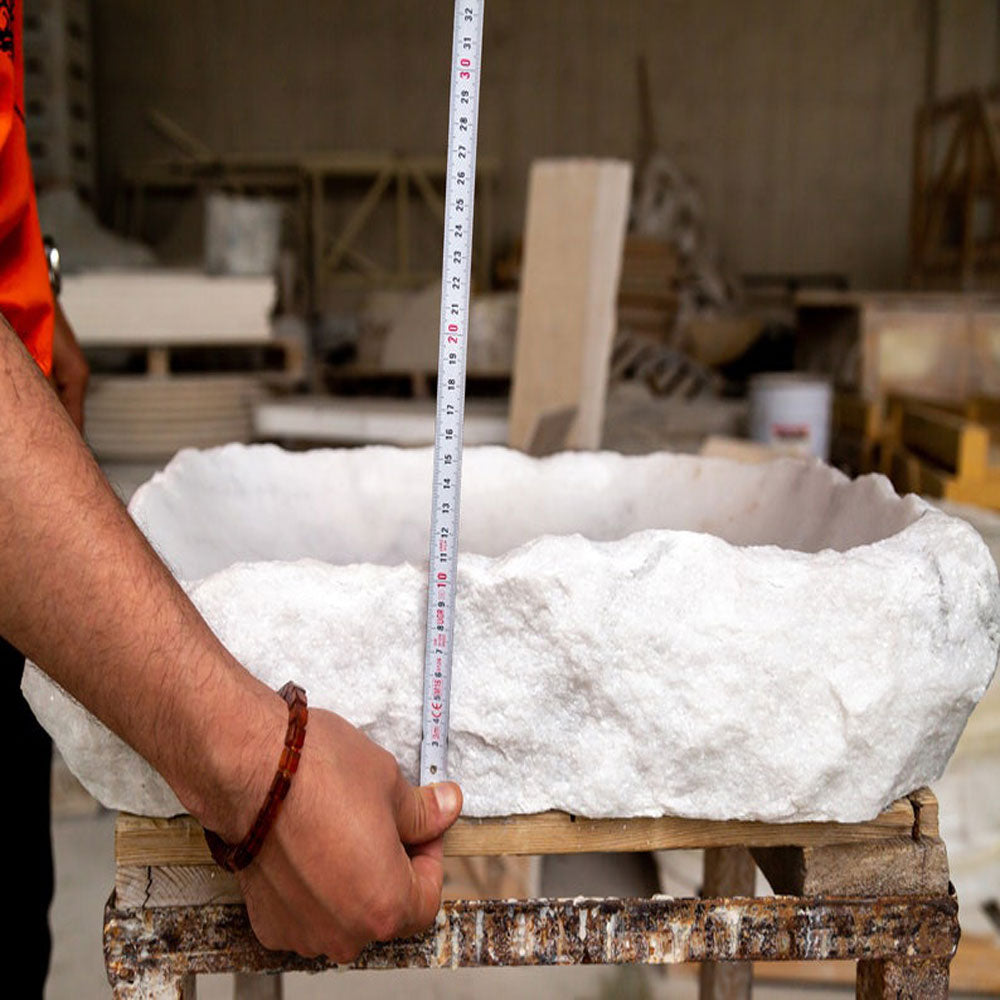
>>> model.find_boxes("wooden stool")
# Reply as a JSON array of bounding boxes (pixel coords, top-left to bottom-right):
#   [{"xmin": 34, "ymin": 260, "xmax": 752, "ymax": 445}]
[{"xmin": 105, "ymin": 787, "xmax": 957, "ymax": 999}]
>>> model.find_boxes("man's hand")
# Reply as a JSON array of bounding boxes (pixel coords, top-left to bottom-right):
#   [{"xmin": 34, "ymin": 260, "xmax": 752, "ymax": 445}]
[
  {"xmin": 222, "ymin": 705, "xmax": 463, "ymax": 961},
  {"xmin": 0, "ymin": 318, "xmax": 462, "ymax": 959},
  {"xmin": 50, "ymin": 300, "xmax": 89, "ymax": 433}
]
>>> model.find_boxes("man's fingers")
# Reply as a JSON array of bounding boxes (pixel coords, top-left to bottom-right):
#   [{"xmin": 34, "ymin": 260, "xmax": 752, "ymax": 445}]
[
  {"xmin": 409, "ymin": 834, "xmax": 444, "ymax": 864},
  {"xmin": 394, "ymin": 839, "xmax": 446, "ymax": 939},
  {"xmin": 395, "ymin": 779, "xmax": 462, "ymax": 845}
]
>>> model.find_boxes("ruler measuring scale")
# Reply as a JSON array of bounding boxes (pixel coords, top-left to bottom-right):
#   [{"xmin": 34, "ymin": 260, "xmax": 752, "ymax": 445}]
[{"xmin": 420, "ymin": 0, "xmax": 485, "ymax": 786}]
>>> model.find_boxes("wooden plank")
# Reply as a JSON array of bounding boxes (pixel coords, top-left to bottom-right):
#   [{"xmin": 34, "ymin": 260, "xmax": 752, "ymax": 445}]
[
  {"xmin": 834, "ymin": 393, "xmax": 881, "ymax": 438},
  {"xmin": 324, "ymin": 168, "xmax": 394, "ymax": 272},
  {"xmin": 900, "ymin": 404, "xmax": 990, "ymax": 477},
  {"xmin": 832, "ymin": 394, "xmax": 883, "ymax": 472},
  {"xmin": 700, "ymin": 436, "xmax": 787, "ymax": 464},
  {"xmin": 910, "ymin": 106, "xmax": 930, "ymax": 284},
  {"xmin": 507, "ymin": 159, "xmax": 632, "ymax": 451},
  {"xmin": 115, "ymin": 856, "xmax": 538, "ymax": 909},
  {"xmin": 253, "ymin": 397, "xmax": 508, "ymax": 448},
  {"xmin": 888, "ymin": 443, "xmax": 953, "ymax": 496},
  {"xmin": 966, "ymin": 394, "xmax": 1000, "ymax": 425},
  {"xmin": 907, "ymin": 785, "xmax": 940, "ymax": 839},
  {"xmin": 408, "ymin": 166, "xmax": 445, "ymax": 222},
  {"xmin": 886, "ymin": 440, "xmax": 1000, "ymax": 508},
  {"xmin": 857, "ymin": 958, "xmax": 950, "ymax": 999},
  {"xmin": 962, "ymin": 113, "xmax": 982, "ymax": 289},
  {"xmin": 700, "ymin": 848, "xmax": 755, "ymax": 1000},
  {"xmin": 830, "ymin": 431, "xmax": 870, "ymax": 474},
  {"xmin": 941, "ymin": 475, "xmax": 1000, "ymax": 508},
  {"xmin": 922, "ymin": 112, "xmax": 973, "ymax": 289},
  {"xmin": 308, "ymin": 168, "xmax": 324, "ymax": 312},
  {"xmin": 396, "ymin": 167, "xmax": 409, "ymax": 280},
  {"xmin": 116, "ymin": 864, "xmax": 241, "ymax": 908},
  {"xmin": 752, "ymin": 836, "xmax": 949, "ymax": 897},
  {"xmin": 524, "ymin": 405, "xmax": 577, "ymax": 457},
  {"xmin": 755, "ymin": 931, "xmax": 1000, "ymax": 994},
  {"xmin": 115, "ymin": 797, "xmax": 921, "ymax": 868}
]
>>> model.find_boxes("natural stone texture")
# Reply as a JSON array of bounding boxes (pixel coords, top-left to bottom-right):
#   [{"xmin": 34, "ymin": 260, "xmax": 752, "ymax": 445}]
[{"xmin": 22, "ymin": 445, "xmax": 1000, "ymax": 821}]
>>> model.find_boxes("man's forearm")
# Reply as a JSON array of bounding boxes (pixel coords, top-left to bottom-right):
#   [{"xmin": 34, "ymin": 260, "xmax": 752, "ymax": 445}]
[{"xmin": 0, "ymin": 319, "xmax": 280, "ymax": 837}]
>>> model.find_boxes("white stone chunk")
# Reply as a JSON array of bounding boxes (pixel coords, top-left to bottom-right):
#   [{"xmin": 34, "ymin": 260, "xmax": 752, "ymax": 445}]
[{"xmin": 22, "ymin": 445, "xmax": 1000, "ymax": 822}]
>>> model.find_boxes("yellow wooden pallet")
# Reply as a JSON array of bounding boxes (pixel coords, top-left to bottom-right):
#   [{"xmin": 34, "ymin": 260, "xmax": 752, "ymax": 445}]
[{"xmin": 881, "ymin": 396, "xmax": 1000, "ymax": 508}]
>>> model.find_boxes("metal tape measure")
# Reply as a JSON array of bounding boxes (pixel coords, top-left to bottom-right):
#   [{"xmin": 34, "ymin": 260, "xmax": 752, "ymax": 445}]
[{"xmin": 419, "ymin": 0, "xmax": 485, "ymax": 786}]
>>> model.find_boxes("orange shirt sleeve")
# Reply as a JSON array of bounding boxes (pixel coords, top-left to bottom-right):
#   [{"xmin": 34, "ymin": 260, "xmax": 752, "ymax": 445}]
[{"xmin": 0, "ymin": 6, "xmax": 53, "ymax": 375}]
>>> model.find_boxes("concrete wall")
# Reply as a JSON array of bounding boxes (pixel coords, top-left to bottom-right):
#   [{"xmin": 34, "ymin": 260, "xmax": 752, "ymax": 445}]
[{"xmin": 91, "ymin": 0, "xmax": 999, "ymax": 288}]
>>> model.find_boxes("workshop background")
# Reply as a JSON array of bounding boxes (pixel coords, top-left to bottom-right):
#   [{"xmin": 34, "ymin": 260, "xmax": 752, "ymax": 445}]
[{"xmin": 27, "ymin": 0, "xmax": 1000, "ymax": 997}]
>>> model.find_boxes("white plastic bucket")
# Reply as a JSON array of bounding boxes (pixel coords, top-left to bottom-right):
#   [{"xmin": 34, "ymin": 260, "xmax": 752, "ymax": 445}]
[{"xmin": 748, "ymin": 373, "xmax": 832, "ymax": 460}]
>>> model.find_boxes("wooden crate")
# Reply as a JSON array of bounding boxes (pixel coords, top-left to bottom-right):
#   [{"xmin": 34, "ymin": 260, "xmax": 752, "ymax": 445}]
[
  {"xmin": 881, "ymin": 396, "xmax": 1000, "ymax": 508},
  {"xmin": 795, "ymin": 289, "xmax": 1000, "ymax": 404}
]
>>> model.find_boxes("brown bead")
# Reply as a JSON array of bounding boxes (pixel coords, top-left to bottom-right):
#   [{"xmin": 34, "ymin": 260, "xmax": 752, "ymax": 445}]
[{"xmin": 204, "ymin": 681, "xmax": 308, "ymax": 872}]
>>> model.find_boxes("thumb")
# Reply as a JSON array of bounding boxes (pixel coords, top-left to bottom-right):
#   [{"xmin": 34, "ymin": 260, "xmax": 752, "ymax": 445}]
[{"xmin": 395, "ymin": 779, "xmax": 463, "ymax": 845}]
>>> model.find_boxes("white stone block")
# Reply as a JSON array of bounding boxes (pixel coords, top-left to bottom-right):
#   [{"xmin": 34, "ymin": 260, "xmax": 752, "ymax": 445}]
[{"xmin": 22, "ymin": 445, "xmax": 1000, "ymax": 821}]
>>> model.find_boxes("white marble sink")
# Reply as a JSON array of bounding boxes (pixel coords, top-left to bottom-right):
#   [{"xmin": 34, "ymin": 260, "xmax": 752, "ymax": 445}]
[{"xmin": 23, "ymin": 445, "xmax": 1000, "ymax": 822}]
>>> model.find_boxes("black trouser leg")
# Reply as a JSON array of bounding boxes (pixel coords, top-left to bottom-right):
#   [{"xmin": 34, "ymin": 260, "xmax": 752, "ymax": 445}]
[{"xmin": 3, "ymin": 637, "xmax": 53, "ymax": 998}]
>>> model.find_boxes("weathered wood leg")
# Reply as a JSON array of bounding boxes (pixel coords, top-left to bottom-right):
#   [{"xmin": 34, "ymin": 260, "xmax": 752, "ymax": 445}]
[
  {"xmin": 752, "ymin": 795, "xmax": 954, "ymax": 1000},
  {"xmin": 112, "ymin": 970, "xmax": 196, "ymax": 999},
  {"xmin": 856, "ymin": 957, "xmax": 950, "ymax": 999},
  {"xmin": 698, "ymin": 846, "xmax": 755, "ymax": 1000},
  {"xmin": 751, "ymin": 836, "xmax": 949, "ymax": 897},
  {"xmin": 234, "ymin": 971, "xmax": 283, "ymax": 998}
]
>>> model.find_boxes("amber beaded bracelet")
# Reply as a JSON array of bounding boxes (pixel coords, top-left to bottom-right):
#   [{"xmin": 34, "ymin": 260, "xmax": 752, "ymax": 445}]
[{"xmin": 203, "ymin": 681, "xmax": 308, "ymax": 872}]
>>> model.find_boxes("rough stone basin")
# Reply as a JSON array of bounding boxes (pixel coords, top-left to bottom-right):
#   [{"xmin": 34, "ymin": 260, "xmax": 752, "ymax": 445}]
[{"xmin": 23, "ymin": 444, "xmax": 1000, "ymax": 822}]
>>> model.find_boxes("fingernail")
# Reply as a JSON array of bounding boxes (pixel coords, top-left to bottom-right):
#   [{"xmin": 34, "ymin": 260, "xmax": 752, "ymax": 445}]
[{"xmin": 434, "ymin": 782, "xmax": 459, "ymax": 815}]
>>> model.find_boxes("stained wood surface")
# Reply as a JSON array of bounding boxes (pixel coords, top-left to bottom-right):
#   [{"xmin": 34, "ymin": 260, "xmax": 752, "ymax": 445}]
[{"xmin": 115, "ymin": 794, "xmax": 927, "ymax": 868}]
